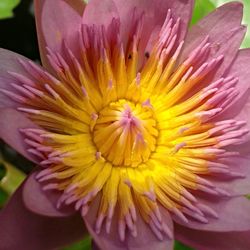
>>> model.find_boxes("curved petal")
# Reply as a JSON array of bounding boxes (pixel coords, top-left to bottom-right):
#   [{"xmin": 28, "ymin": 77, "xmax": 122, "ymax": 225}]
[
  {"xmin": 180, "ymin": 2, "xmax": 245, "ymax": 79},
  {"xmin": 83, "ymin": 0, "xmax": 193, "ymax": 65},
  {"xmin": 215, "ymin": 49, "xmax": 250, "ymax": 140},
  {"xmin": 174, "ymin": 196, "xmax": 250, "ymax": 232},
  {"xmin": 23, "ymin": 171, "xmax": 75, "ymax": 217},
  {"xmin": 82, "ymin": 0, "xmax": 119, "ymax": 27},
  {"xmin": 83, "ymin": 195, "xmax": 174, "ymax": 250},
  {"xmin": 115, "ymin": 0, "xmax": 193, "ymax": 63},
  {"xmin": 153, "ymin": 0, "xmax": 194, "ymax": 41},
  {"xmin": 34, "ymin": 0, "xmax": 50, "ymax": 70},
  {"xmin": 175, "ymin": 224, "xmax": 250, "ymax": 250},
  {"xmin": 113, "ymin": 0, "xmax": 193, "ymax": 41},
  {"xmin": 0, "ymin": 108, "xmax": 39, "ymax": 163},
  {"xmin": 206, "ymin": 156, "xmax": 250, "ymax": 196},
  {"xmin": 0, "ymin": 182, "xmax": 87, "ymax": 250},
  {"xmin": 34, "ymin": 0, "xmax": 84, "ymax": 71},
  {"xmin": 0, "ymin": 48, "xmax": 34, "ymax": 108}
]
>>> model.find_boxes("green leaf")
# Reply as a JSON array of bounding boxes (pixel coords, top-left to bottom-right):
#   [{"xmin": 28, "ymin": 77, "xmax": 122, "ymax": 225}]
[
  {"xmin": 0, "ymin": 163, "xmax": 7, "ymax": 180},
  {"xmin": 0, "ymin": 159, "xmax": 26, "ymax": 195},
  {"xmin": 239, "ymin": 0, "xmax": 250, "ymax": 48},
  {"xmin": 63, "ymin": 236, "xmax": 91, "ymax": 250},
  {"xmin": 174, "ymin": 241, "xmax": 194, "ymax": 250},
  {"xmin": 0, "ymin": 188, "xmax": 8, "ymax": 208},
  {"xmin": 191, "ymin": 0, "xmax": 216, "ymax": 25},
  {"xmin": 0, "ymin": 0, "xmax": 21, "ymax": 19}
]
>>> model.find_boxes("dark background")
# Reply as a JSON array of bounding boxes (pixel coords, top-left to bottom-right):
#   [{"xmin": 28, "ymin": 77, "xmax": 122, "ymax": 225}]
[{"xmin": 0, "ymin": 0, "xmax": 39, "ymax": 59}]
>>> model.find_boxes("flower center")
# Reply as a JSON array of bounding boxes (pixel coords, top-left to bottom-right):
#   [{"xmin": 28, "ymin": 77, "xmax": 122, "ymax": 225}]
[{"xmin": 93, "ymin": 99, "xmax": 158, "ymax": 167}]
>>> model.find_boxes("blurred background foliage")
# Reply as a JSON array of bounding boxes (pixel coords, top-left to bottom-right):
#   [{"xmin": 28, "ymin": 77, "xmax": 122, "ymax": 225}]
[
  {"xmin": 0, "ymin": 0, "xmax": 249, "ymax": 249},
  {"xmin": 0, "ymin": 0, "xmax": 20, "ymax": 19}
]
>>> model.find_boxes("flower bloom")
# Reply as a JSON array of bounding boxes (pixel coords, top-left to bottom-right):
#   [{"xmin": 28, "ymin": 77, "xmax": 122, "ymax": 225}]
[{"xmin": 1, "ymin": 0, "xmax": 250, "ymax": 249}]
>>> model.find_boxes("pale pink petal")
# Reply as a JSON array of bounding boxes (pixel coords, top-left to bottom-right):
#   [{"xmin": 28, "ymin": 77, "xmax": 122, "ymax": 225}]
[
  {"xmin": 180, "ymin": 2, "xmax": 245, "ymax": 79},
  {"xmin": 216, "ymin": 49, "xmax": 250, "ymax": 118},
  {"xmin": 83, "ymin": 195, "xmax": 174, "ymax": 250},
  {"xmin": 34, "ymin": 0, "xmax": 83, "ymax": 71},
  {"xmin": 175, "ymin": 224, "xmax": 250, "ymax": 250},
  {"xmin": 82, "ymin": 0, "xmax": 119, "ymax": 27},
  {"xmin": 114, "ymin": 0, "xmax": 193, "ymax": 64},
  {"xmin": 174, "ymin": 197, "xmax": 250, "ymax": 232},
  {"xmin": 215, "ymin": 49, "xmax": 250, "ymax": 143},
  {"xmin": 114, "ymin": 0, "xmax": 194, "ymax": 42},
  {"xmin": 0, "ymin": 182, "xmax": 86, "ymax": 250},
  {"xmin": 34, "ymin": 0, "xmax": 51, "ymax": 70},
  {"xmin": 0, "ymin": 108, "xmax": 39, "ymax": 163},
  {"xmin": 151, "ymin": 0, "xmax": 194, "ymax": 41},
  {"xmin": 206, "ymin": 156, "xmax": 250, "ymax": 196},
  {"xmin": 23, "ymin": 171, "xmax": 75, "ymax": 217},
  {"xmin": 0, "ymin": 48, "xmax": 33, "ymax": 108},
  {"xmin": 83, "ymin": 0, "xmax": 193, "ymax": 65},
  {"xmin": 234, "ymin": 92, "xmax": 250, "ymax": 132}
]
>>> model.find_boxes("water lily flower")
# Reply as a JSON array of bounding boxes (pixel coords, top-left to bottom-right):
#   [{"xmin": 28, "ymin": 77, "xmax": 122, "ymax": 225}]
[{"xmin": 1, "ymin": 0, "xmax": 250, "ymax": 249}]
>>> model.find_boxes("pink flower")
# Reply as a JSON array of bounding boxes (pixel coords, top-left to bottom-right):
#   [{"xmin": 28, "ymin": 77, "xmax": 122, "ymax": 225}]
[{"xmin": 1, "ymin": 0, "xmax": 250, "ymax": 249}]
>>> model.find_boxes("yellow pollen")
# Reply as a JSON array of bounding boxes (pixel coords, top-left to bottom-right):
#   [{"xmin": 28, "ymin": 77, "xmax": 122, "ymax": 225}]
[{"xmin": 93, "ymin": 99, "xmax": 158, "ymax": 167}]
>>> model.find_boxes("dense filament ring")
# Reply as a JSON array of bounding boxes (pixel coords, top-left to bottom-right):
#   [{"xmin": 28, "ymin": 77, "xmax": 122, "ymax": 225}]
[{"xmin": 93, "ymin": 99, "xmax": 158, "ymax": 167}]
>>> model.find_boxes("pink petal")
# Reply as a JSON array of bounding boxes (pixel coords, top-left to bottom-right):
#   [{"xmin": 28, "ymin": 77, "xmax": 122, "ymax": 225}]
[
  {"xmin": 115, "ymin": 0, "xmax": 193, "ymax": 64},
  {"xmin": 180, "ymin": 2, "xmax": 245, "ymax": 79},
  {"xmin": 174, "ymin": 197, "xmax": 250, "ymax": 232},
  {"xmin": 0, "ymin": 48, "xmax": 33, "ymax": 108},
  {"xmin": 215, "ymin": 49, "xmax": 250, "ymax": 141},
  {"xmin": 206, "ymin": 156, "xmax": 250, "ymax": 196},
  {"xmin": 114, "ymin": 0, "xmax": 193, "ymax": 42},
  {"xmin": 83, "ymin": 0, "xmax": 193, "ymax": 65},
  {"xmin": 213, "ymin": 50, "xmax": 250, "ymax": 159},
  {"xmin": 23, "ymin": 171, "xmax": 75, "ymax": 217},
  {"xmin": 83, "ymin": 195, "xmax": 174, "ymax": 250},
  {"xmin": 0, "ymin": 182, "xmax": 87, "ymax": 250},
  {"xmin": 175, "ymin": 224, "xmax": 250, "ymax": 250},
  {"xmin": 34, "ymin": 0, "xmax": 83, "ymax": 70},
  {"xmin": 0, "ymin": 108, "xmax": 39, "ymax": 163},
  {"xmin": 152, "ymin": 0, "xmax": 194, "ymax": 41},
  {"xmin": 216, "ymin": 49, "xmax": 250, "ymax": 117},
  {"xmin": 82, "ymin": 0, "xmax": 119, "ymax": 27}
]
